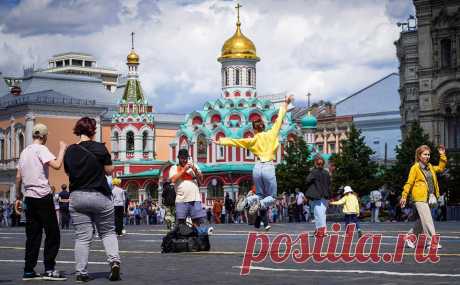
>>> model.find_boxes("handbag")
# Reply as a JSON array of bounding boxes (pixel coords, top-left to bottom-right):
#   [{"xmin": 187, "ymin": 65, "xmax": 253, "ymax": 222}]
[{"xmin": 428, "ymin": 193, "xmax": 438, "ymax": 207}]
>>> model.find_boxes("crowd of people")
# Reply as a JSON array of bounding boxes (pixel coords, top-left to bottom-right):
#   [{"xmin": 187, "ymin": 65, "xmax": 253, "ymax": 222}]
[{"xmin": 6, "ymin": 95, "xmax": 450, "ymax": 282}]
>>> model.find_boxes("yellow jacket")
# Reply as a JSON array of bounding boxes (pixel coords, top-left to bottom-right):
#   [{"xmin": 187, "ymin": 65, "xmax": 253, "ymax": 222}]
[
  {"xmin": 330, "ymin": 194, "xmax": 360, "ymax": 215},
  {"xmin": 218, "ymin": 105, "xmax": 287, "ymax": 162},
  {"xmin": 402, "ymin": 154, "xmax": 447, "ymax": 202}
]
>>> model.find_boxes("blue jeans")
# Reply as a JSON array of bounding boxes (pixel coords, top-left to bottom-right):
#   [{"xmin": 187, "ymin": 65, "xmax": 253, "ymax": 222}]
[
  {"xmin": 252, "ymin": 162, "xmax": 277, "ymax": 198},
  {"xmin": 312, "ymin": 199, "xmax": 328, "ymax": 229}
]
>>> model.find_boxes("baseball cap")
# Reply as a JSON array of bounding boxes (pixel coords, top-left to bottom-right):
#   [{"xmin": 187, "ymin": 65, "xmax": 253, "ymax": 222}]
[
  {"xmin": 32, "ymin": 123, "xmax": 48, "ymax": 137},
  {"xmin": 178, "ymin": 149, "xmax": 190, "ymax": 158}
]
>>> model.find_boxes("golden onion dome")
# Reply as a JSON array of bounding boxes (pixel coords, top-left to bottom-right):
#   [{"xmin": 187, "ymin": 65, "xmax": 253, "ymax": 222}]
[
  {"xmin": 218, "ymin": 21, "xmax": 259, "ymax": 61},
  {"xmin": 127, "ymin": 49, "xmax": 139, "ymax": 64}
]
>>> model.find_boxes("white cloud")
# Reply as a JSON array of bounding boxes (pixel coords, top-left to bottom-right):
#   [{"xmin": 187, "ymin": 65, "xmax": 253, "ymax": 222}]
[{"xmin": 0, "ymin": 0, "xmax": 412, "ymax": 112}]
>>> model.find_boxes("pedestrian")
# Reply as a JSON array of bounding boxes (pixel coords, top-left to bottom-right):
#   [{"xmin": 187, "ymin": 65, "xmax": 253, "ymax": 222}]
[
  {"xmin": 64, "ymin": 117, "xmax": 121, "ymax": 281},
  {"xmin": 437, "ymin": 191, "xmax": 447, "ymax": 221},
  {"xmin": 58, "ymin": 184, "xmax": 71, "ymax": 230},
  {"xmin": 16, "ymin": 123, "xmax": 67, "ymax": 280},
  {"xmin": 206, "ymin": 208, "xmax": 212, "ymax": 224},
  {"xmin": 369, "ymin": 188, "xmax": 382, "ymax": 223},
  {"xmin": 330, "ymin": 186, "xmax": 363, "ymax": 237},
  {"xmin": 216, "ymin": 95, "xmax": 294, "ymax": 231},
  {"xmin": 2, "ymin": 202, "xmax": 11, "ymax": 227},
  {"xmin": 224, "ymin": 193, "xmax": 234, "ymax": 223},
  {"xmin": 169, "ymin": 149, "xmax": 208, "ymax": 229},
  {"xmin": 51, "ymin": 186, "xmax": 61, "ymax": 227},
  {"xmin": 162, "ymin": 180, "xmax": 176, "ymax": 230},
  {"xmin": 213, "ymin": 200, "xmax": 222, "ymax": 224},
  {"xmin": 303, "ymin": 201, "xmax": 310, "ymax": 223},
  {"xmin": 295, "ymin": 188, "xmax": 305, "ymax": 222},
  {"xmin": 112, "ymin": 178, "xmax": 126, "ymax": 236},
  {"xmin": 400, "ymin": 145, "xmax": 447, "ymax": 249},
  {"xmin": 305, "ymin": 155, "xmax": 332, "ymax": 237},
  {"xmin": 387, "ymin": 189, "xmax": 398, "ymax": 222}
]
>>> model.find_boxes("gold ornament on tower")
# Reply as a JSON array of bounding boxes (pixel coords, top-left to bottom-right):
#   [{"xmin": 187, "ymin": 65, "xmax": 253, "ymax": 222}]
[
  {"xmin": 127, "ymin": 32, "xmax": 140, "ymax": 64},
  {"xmin": 218, "ymin": 3, "xmax": 259, "ymax": 61}
]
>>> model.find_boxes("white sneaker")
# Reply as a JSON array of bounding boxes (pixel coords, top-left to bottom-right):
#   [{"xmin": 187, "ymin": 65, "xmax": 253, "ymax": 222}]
[
  {"xmin": 264, "ymin": 225, "xmax": 271, "ymax": 231},
  {"xmin": 207, "ymin": 226, "xmax": 214, "ymax": 235},
  {"xmin": 405, "ymin": 236, "xmax": 415, "ymax": 249},
  {"xmin": 122, "ymin": 229, "xmax": 126, "ymax": 234},
  {"xmin": 260, "ymin": 196, "xmax": 275, "ymax": 210},
  {"xmin": 246, "ymin": 195, "xmax": 260, "ymax": 206}
]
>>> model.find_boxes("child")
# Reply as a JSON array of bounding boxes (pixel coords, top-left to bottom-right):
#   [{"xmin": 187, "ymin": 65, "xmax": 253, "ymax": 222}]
[{"xmin": 330, "ymin": 186, "xmax": 362, "ymax": 237}]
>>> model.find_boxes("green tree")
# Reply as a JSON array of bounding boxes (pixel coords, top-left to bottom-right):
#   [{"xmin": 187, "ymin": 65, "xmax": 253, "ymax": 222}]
[
  {"xmin": 276, "ymin": 136, "xmax": 313, "ymax": 195},
  {"xmin": 331, "ymin": 125, "xmax": 380, "ymax": 196},
  {"xmin": 384, "ymin": 122, "xmax": 438, "ymax": 194}
]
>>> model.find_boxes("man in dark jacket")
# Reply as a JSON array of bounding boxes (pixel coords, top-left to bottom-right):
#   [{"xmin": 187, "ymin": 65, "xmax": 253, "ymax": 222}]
[{"xmin": 305, "ymin": 155, "xmax": 331, "ymax": 236}]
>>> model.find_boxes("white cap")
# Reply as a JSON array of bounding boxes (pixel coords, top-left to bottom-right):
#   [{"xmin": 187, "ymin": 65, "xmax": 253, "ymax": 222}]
[{"xmin": 343, "ymin": 186, "xmax": 353, "ymax": 194}]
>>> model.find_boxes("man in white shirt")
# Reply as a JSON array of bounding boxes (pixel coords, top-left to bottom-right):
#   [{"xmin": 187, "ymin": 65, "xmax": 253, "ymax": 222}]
[
  {"xmin": 169, "ymin": 149, "xmax": 205, "ymax": 226},
  {"xmin": 295, "ymin": 188, "xmax": 305, "ymax": 222}
]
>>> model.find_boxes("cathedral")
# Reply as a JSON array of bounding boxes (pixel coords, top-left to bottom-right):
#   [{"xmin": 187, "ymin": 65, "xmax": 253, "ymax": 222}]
[{"xmin": 116, "ymin": 6, "xmax": 309, "ymax": 205}]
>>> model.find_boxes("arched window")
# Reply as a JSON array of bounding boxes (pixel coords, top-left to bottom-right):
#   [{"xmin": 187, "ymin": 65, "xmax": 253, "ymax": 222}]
[
  {"xmin": 247, "ymin": 69, "xmax": 252, "ymax": 85},
  {"xmin": 142, "ymin": 131, "xmax": 148, "ymax": 152},
  {"xmin": 18, "ymin": 133, "xmax": 24, "ymax": 156},
  {"xmin": 441, "ymin": 39, "xmax": 452, "ymax": 68},
  {"xmin": 0, "ymin": 139, "xmax": 4, "ymax": 160},
  {"xmin": 197, "ymin": 134, "xmax": 207, "ymax": 162},
  {"xmin": 126, "ymin": 131, "xmax": 134, "ymax": 152},
  {"xmin": 126, "ymin": 183, "xmax": 139, "ymax": 201},
  {"xmin": 145, "ymin": 183, "xmax": 158, "ymax": 201},
  {"xmin": 238, "ymin": 179, "xmax": 253, "ymax": 196},
  {"xmin": 215, "ymin": 132, "xmax": 225, "ymax": 160},
  {"xmin": 235, "ymin": 69, "xmax": 240, "ymax": 85},
  {"xmin": 207, "ymin": 178, "xmax": 224, "ymax": 199}
]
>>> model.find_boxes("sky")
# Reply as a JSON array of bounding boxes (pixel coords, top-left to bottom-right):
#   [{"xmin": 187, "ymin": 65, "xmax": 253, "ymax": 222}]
[{"xmin": 0, "ymin": 0, "xmax": 415, "ymax": 113}]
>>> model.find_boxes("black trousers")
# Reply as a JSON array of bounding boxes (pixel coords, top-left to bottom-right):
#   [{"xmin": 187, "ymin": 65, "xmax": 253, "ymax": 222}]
[
  {"xmin": 60, "ymin": 209, "xmax": 70, "ymax": 229},
  {"xmin": 254, "ymin": 209, "xmax": 269, "ymax": 229},
  {"xmin": 114, "ymin": 206, "xmax": 124, "ymax": 235},
  {"xmin": 24, "ymin": 195, "xmax": 60, "ymax": 273}
]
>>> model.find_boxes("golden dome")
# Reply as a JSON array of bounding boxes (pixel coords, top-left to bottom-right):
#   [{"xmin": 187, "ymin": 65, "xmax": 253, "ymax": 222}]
[
  {"xmin": 218, "ymin": 22, "xmax": 259, "ymax": 61},
  {"xmin": 127, "ymin": 49, "xmax": 139, "ymax": 64}
]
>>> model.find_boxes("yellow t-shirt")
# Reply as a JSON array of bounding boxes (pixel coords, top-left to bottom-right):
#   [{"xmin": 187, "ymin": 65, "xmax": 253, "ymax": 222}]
[{"xmin": 218, "ymin": 105, "xmax": 287, "ymax": 162}]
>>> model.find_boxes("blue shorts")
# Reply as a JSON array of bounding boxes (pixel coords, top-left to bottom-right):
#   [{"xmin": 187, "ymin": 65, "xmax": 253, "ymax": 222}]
[{"xmin": 175, "ymin": 201, "xmax": 206, "ymax": 220}]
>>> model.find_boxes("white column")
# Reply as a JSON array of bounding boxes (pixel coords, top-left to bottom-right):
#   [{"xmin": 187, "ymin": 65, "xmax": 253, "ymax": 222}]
[
  {"xmin": 9, "ymin": 183, "xmax": 16, "ymax": 203},
  {"xmin": 134, "ymin": 134, "xmax": 143, "ymax": 159},
  {"xmin": 119, "ymin": 137, "xmax": 126, "ymax": 161},
  {"xmin": 9, "ymin": 116, "xmax": 15, "ymax": 160},
  {"xmin": 25, "ymin": 113, "xmax": 35, "ymax": 147},
  {"xmin": 192, "ymin": 142, "xmax": 197, "ymax": 163},
  {"xmin": 95, "ymin": 117, "xmax": 101, "ymax": 142},
  {"xmin": 212, "ymin": 143, "xmax": 217, "ymax": 163},
  {"xmin": 323, "ymin": 129, "xmax": 327, "ymax": 153}
]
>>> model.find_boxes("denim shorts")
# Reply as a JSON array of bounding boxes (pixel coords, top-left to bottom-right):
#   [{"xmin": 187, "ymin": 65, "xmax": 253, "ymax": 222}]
[{"xmin": 175, "ymin": 201, "xmax": 206, "ymax": 220}]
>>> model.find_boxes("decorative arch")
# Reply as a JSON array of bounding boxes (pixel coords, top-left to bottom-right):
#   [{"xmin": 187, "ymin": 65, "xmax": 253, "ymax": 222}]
[
  {"xmin": 249, "ymin": 112, "xmax": 262, "ymax": 122},
  {"xmin": 144, "ymin": 181, "xmax": 159, "ymax": 201},
  {"xmin": 206, "ymin": 177, "xmax": 225, "ymax": 199},
  {"xmin": 234, "ymin": 91, "xmax": 241, "ymax": 97},
  {"xmin": 126, "ymin": 181, "xmax": 140, "ymax": 201}
]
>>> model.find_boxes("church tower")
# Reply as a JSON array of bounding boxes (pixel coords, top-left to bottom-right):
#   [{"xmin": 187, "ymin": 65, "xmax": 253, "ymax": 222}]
[
  {"xmin": 112, "ymin": 33, "xmax": 155, "ymax": 161},
  {"xmin": 218, "ymin": 3, "xmax": 260, "ymax": 99}
]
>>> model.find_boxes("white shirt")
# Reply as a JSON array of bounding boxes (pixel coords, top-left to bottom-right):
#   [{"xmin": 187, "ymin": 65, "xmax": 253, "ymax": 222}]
[
  {"xmin": 169, "ymin": 164, "xmax": 201, "ymax": 203},
  {"xmin": 296, "ymin": 192, "xmax": 305, "ymax": 205}
]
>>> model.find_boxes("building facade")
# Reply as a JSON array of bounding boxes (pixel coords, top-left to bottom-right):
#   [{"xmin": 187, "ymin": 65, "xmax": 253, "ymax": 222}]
[
  {"xmin": 396, "ymin": 0, "xmax": 460, "ymax": 152},
  {"xmin": 336, "ymin": 73, "xmax": 402, "ymax": 162}
]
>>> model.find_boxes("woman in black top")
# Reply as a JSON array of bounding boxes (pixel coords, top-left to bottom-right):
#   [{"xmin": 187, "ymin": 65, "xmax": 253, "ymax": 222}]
[
  {"xmin": 64, "ymin": 117, "xmax": 121, "ymax": 282},
  {"xmin": 305, "ymin": 155, "xmax": 331, "ymax": 236}
]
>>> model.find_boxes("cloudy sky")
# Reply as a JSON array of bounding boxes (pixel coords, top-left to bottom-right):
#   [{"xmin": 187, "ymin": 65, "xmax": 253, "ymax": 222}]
[{"xmin": 0, "ymin": 0, "xmax": 414, "ymax": 113}]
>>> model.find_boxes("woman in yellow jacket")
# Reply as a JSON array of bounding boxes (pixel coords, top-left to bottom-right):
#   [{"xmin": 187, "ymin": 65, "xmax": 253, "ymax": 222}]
[
  {"xmin": 215, "ymin": 95, "xmax": 293, "ymax": 231},
  {"xmin": 330, "ymin": 186, "xmax": 362, "ymax": 237},
  {"xmin": 400, "ymin": 145, "xmax": 447, "ymax": 249}
]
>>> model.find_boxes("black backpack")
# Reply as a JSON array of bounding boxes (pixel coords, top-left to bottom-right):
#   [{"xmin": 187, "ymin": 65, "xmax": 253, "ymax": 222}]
[
  {"xmin": 161, "ymin": 223, "xmax": 210, "ymax": 253},
  {"xmin": 162, "ymin": 183, "xmax": 176, "ymax": 207}
]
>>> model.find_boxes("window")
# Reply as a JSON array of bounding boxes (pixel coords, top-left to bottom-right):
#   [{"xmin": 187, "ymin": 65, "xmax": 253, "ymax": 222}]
[
  {"xmin": 145, "ymin": 183, "xmax": 158, "ymax": 201},
  {"xmin": 207, "ymin": 179, "xmax": 224, "ymax": 199},
  {"xmin": 441, "ymin": 39, "xmax": 452, "ymax": 68},
  {"xmin": 197, "ymin": 134, "xmax": 207, "ymax": 161},
  {"xmin": 247, "ymin": 69, "xmax": 252, "ymax": 85},
  {"xmin": 235, "ymin": 69, "xmax": 240, "ymax": 85},
  {"xmin": 0, "ymin": 139, "xmax": 4, "ymax": 160},
  {"xmin": 18, "ymin": 133, "xmax": 24, "ymax": 155},
  {"xmin": 142, "ymin": 131, "xmax": 148, "ymax": 152},
  {"xmin": 329, "ymin": 143, "xmax": 336, "ymax": 153},
  {"xmin": 317, "ymin": 144, "xmax": 324, "ymax": 152},
  {"xmin": 225, "ymin": 69, "xmax": 229, "ymax": 86},
  {"xmin": 126, "ymin": 131, "xmax": 134, "ymax": 152}
]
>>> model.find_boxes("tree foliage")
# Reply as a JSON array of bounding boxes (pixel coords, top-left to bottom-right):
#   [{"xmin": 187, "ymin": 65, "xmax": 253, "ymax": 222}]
[
  {"xmin": 384, "ymin": 122, "xmax": 438, "ymax": 194},
  {"xmin": 331, "ymin": 125, "xmax": 380, "ymax": 196},
  {"xmin": 276, "ymin": 136, "xmax": 313, "ymax": 195}
]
